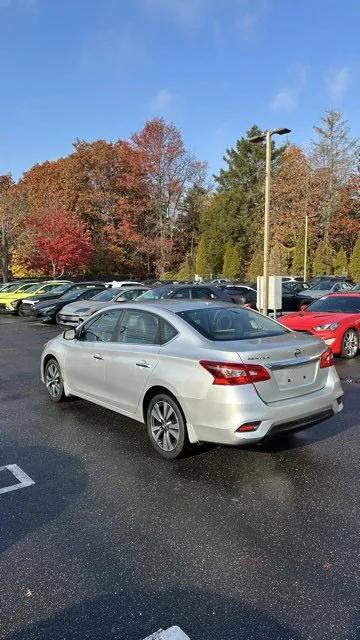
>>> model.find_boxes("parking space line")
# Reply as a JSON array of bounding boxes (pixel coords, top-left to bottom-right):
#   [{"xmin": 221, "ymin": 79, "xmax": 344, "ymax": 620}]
[
  {"xmin": 143, "ymin": 627, "xmax": 190, "ymax": 639},
  {"xmin": 0, "ymin": 464, "xmax": 35, "ymax": 495}
]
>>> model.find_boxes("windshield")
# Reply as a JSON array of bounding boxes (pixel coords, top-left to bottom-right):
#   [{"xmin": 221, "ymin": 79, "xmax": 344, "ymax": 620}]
[
  {"xmin": 306, "ymin": 296, "xmax": 360, "ymax": 313},
  {"xmin": 91, "ymin": 288, "xmax": 121, "ymax": 301},
  {"xmin": 21, "ymin": 283, "xmax": 42, "ymax": 293},
  {"xmin": 177, "ymin": 307, "xmax": 289, "ymax": 341},
  {"xmin": 137, "ymin": 287, "xmax": 174, "ymax": 300},
  {"xmin": 50, "ymin": 284, "xmax": 71, "ymax": 294},
  {"xmin": 59, "ymin": 288, "xmax": 88, "ymax": 301}
]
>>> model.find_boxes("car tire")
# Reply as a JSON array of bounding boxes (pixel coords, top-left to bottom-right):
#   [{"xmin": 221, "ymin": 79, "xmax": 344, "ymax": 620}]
[
  {"xmin": 44, "ymin": 358, "xmax": 66, "ymax": 402},
  {"xmin": 341, "ymin": 329, "xmax": 359, "ymax": 359},
  {"xmin": 146, "ymin": 393, "xmax": 190, "ymax": 459}
]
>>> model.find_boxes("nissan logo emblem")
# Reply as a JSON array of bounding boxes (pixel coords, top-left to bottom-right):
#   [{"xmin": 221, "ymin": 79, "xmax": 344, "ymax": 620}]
[{"xmin": 294, "ymin": 349, "xmax": 302, "ymax": 357}]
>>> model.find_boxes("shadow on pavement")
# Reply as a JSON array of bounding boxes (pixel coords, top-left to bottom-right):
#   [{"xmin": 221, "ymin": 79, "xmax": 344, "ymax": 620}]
[{"xmin": 3, "ymin": 587, "xmax": 305, "ymax": 640}]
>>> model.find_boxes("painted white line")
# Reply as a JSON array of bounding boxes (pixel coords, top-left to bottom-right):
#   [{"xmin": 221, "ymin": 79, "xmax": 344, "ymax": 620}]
[
  {"xmin": 0, "ymin": 464, "xmax": 35, "ymax": 495},
  {"xmin": 143, "ymin": 627, "xmax": 190, "ymax": 640}
]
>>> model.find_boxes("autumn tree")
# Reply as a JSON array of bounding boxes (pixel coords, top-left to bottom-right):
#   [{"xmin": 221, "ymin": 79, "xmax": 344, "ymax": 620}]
[
  {"xmin": 310, "ymin": 111, "xmax": 360, "ymax": 242},
  {"xmin": 349, "ymin": 236, "xmax": 360, "ymax": 282},
  {"xmin": 26, "ymin": 208, "xmax": 92, "ymax": 277},
  {"xmin": 269, "ymin": 242, "xmax": 290, "ymax": 275},
  {"xmin": 131, "ymin": 118, "xmax": 206, "ymax": 275}
]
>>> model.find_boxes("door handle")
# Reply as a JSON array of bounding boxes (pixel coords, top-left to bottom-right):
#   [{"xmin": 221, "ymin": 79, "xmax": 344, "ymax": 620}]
[
  {"xmin": 93, "ymin": 354, "xmax": 104, "ymax": 360},
  {"xmin": 136, "ymin": 360, "xmax": 151, "ymax": 368}
]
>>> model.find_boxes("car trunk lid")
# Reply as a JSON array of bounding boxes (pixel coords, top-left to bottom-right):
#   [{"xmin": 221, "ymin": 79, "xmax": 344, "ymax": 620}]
[{"xmin": 216, "ymin": 332, "xmax": 327, "ymax": 403}]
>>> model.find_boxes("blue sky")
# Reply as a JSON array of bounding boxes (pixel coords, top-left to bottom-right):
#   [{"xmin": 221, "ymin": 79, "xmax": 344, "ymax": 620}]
[{"xmin": 0, "ymin": 0, "xmax": 359, "ymax": 180}]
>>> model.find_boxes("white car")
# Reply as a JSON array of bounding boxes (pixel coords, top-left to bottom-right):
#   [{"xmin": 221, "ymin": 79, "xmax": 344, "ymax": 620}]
[
  {"xmin": 105, "ymin": 280, "xmax": 142, "ymax": 288},
  {"xmin": 41, "ymin": 301, "xmax": 343, "ymax": 459}
]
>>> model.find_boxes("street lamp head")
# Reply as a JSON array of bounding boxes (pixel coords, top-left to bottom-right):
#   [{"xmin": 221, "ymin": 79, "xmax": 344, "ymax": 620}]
[
  {"xmin": 248, "ymin": 134, "xmax": 265, "ymax": 143},
  {"xmin": 272, "ymin": 127, "xmax": 291, "ymax": 136}
]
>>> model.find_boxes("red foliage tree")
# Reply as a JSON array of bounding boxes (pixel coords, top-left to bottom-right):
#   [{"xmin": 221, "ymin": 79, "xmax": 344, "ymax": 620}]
[{"xmin": 26, "ymin": 208, "xmax": 92, "ymax": 277}]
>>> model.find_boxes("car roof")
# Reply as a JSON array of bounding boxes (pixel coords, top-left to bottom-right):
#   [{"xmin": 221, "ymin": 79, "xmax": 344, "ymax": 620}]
[
  {"xmin": 325, "ymin": 292, "xmax": 360, "ymax": 297},
  {"xmin": 98, "ymin": 299, "xmax": 235, "ymax": 314}
]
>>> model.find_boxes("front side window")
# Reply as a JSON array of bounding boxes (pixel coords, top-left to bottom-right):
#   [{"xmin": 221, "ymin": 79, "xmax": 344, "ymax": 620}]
[
  {"xmin": 116, "ymin": 309, "xmax": 160, "ymax": 345},
  {"xmin": 177, "ymin": 307, "xmax": 289, "ymax": 341},
  {"xmin": 137, "ymin": 287, "xmax": 173, "ymax": 300},
  {"xmin": 80, "ymin": 310, "xmax": 122, "ymax": 342}
]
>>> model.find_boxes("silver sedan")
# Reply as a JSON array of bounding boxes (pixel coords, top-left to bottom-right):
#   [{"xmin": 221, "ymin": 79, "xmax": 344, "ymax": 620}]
[{"xmin": 41, "ymin": 301, "xmax": 343, "ymax": 459}]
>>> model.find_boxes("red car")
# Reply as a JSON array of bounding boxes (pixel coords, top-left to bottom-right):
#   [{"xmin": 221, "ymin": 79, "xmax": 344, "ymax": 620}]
[{"xmin": 279, "ymin": 292, "xmax": 360, "ymax": 359}]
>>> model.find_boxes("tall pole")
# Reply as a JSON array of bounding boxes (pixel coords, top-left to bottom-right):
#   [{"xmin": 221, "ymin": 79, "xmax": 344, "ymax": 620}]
[
  {"xmin": 304, "ymin": 214, "xmax": 309, "ymax": 283},
  {"xmin": 263, "ymin": 130, "xmax": 272, "ymax": 316}
]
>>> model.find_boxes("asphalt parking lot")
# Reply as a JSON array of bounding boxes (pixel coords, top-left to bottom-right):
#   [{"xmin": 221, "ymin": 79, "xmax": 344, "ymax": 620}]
[{"xmin": 1, "ymin": 315, "xmax": 360, "ymax": 640}]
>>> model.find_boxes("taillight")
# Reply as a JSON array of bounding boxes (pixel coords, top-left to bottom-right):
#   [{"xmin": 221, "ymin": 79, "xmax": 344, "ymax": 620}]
[
  {"xmin": 320, "ymin": 347, "xmax": 334, "ymax": 369},
  {"xmin": 199, "ymin": 361, "xmax": 271, "ymax": 385}
]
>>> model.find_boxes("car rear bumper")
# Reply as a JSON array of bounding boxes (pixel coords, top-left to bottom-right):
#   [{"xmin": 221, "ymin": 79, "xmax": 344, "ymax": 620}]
[{"xmin": 184, "ymin": 370, "xmax": 343, "ymax": 445}]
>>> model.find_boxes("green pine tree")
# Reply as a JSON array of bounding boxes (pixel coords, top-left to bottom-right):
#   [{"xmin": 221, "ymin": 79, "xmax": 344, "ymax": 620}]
[
  {"xmin": 333, "ymin": 247, "xmax": 347, "ymax": 276},
  {"xmin": 222, "ymin": 242, "xmax": 232, "ymax": 278},
  {"xmin": 349, "ymin": 236, "xmax": 360, "ymax": 282},
  {"xmin": 247, "ymin": 248, "xmax": 263, "ymax": 281},
  {"xmin": 195, "ymin": 235, "xmax": 209, "ymax": 277},
  {"xmin": 312, "ymin": 242, "xmax": 335, "ymax": 276},
  {"xmin": 223, "ymin": 243, "xmax": 241, "ymax": 279},
  {"xmin": 292, "ymin": 233, "xmax": 305, "ymax": 275}
]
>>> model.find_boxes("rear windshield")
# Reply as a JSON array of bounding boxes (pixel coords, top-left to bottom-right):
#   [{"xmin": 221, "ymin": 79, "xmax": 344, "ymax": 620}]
[
  {"xmin": 307, "ymin": 296, "xmax": 360, "ymax": 313},
  {"xmin": 137, "ymin": 287, "xmax": 174, "ymax": 300},
  {"xmin": 177, "ymin": 307, "xmax": 288, "ymax": 341}
]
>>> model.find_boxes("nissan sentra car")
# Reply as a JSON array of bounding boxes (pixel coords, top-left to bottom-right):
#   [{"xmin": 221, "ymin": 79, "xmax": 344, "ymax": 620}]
[{"xmin": 41, "ymin": 301, "xmax": 343, "ymax": 459}]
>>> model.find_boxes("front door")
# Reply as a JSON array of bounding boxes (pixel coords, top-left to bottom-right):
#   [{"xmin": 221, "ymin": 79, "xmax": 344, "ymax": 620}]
[{"xmin": 64, "ymin": 309, "xmax": 123, "ymax": 401}]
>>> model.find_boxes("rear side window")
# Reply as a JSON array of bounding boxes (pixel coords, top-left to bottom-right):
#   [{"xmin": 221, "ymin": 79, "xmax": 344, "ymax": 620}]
[
  {"xmin": 177, "ymin": 307, "xmax": 288, "ymax": 341},
  {"xmin": 160, "ymin": 320, "xmax": 178, "ymax": 344}
]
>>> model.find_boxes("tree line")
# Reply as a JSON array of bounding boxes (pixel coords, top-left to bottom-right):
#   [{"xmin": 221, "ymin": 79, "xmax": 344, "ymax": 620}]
[{"xmin": 0, "ymin": 111, "xmax": 359, "ymax": 282}]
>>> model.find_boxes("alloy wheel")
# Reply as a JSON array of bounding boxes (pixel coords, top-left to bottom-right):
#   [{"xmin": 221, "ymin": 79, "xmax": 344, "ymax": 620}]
[
  {"xmin": 150, "ymin": 400, "xmax": 180, "ymax": 452},
  {"xmin": 343, "ymin": 330, "xmax": 359, "ymax": 358},
  {"xmin": 46, "ymin": 362, "xmax": 62, "ymax": 399}
]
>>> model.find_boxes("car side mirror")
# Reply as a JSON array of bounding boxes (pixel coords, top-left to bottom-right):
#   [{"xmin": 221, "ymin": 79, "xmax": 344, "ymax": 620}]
[
  {"xmin": 300, "ymin": 304, "xmax": 308, "ymax": 312},
  {"xmin": 63, "ymin": 328, "xmax": 76, "ymax": 340}
]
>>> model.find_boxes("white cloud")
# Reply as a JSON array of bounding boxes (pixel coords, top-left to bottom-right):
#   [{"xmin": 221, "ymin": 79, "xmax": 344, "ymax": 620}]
[
  {"xmin": 271, "ymin": 88, "xmax": 297, "ymax": 111},
  {"xmin": 326, "ymin": 67, "xmax": 351, "ymax": 102},
  {"xmin": 271, "ymin": 65, "xmax": 307, "ymax": 111},
  {"xmin": 151, "ymin": 88, "xmax": 174, "ymax": 113}
]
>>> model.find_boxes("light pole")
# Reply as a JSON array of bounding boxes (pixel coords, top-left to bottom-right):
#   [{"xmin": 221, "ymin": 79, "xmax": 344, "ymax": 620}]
[
  {"xmin": 249, "ymin": 127, "xmax": 291, "ymax": 315},
  {"xmin": 304, "ymin": 213, "xmax": 309, "ymax": 283}
]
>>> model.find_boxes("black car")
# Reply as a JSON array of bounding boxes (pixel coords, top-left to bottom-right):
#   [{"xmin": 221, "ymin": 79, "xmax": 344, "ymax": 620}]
[
  {"xmin": 281, "ymin": 282, "xmax": 314, "ymax": 311},
  {"xmin": 19, "ymin": 281, "xmax": 107, "ymax": 317},
  {"xmin": 136, "ymin": 284, "xmax": 246, "ymax": 304},
  {"xmin": 217, "ymin": 284, "xmax": 257, "ymax": 307},
  {"xmin": 32, "ymin": 286, "xmax": 106, "ymax": 323}
]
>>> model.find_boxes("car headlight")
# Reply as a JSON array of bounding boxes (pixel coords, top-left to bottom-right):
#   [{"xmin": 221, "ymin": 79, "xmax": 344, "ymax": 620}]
[
  {"xmin": 8, "ymin": 300, "xmax": 21, "ymax": 309},
  {"xmin": 314, "ymin": 322, "xmax": 340, "ymax": 331}
]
